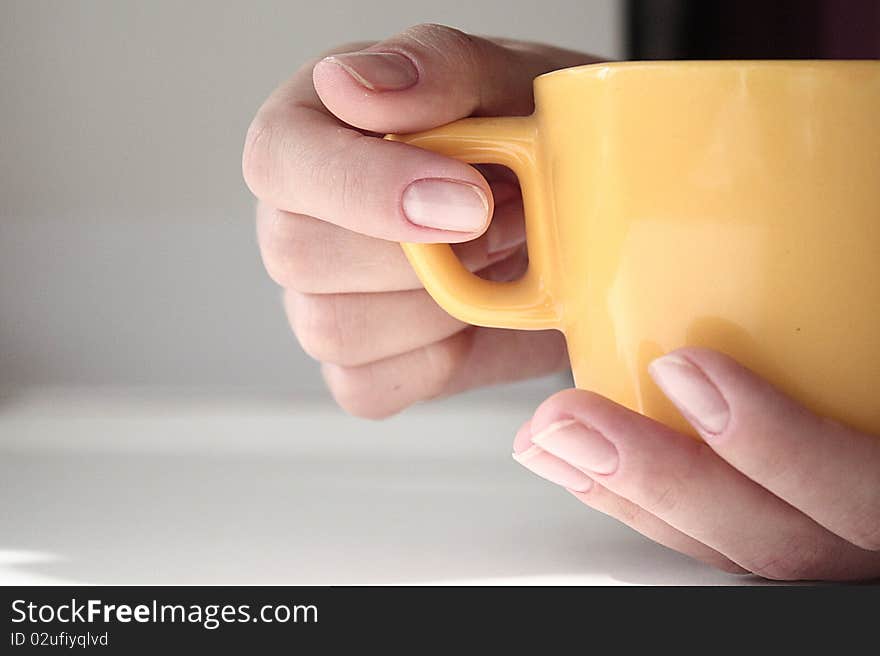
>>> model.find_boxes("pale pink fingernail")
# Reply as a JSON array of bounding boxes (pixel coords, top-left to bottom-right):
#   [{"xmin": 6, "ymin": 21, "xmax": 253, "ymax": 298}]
[
  {"xmin": 531, "ymin": 419, "xmax": 618, "ymax": 475},
  {"xmin": 321, "ymin": 52, "xmax": 418, "ymax": 91},
  {"xmin": 512, "ymin": 441, "xmax": 593, "ymax": 492},
  {"xmin": 402, "ymin": 179, "xmax": 489, "ymax": 233},
  {"xmin": 649, "ymin": 354, "xmax": 730, "ymax": 435}
]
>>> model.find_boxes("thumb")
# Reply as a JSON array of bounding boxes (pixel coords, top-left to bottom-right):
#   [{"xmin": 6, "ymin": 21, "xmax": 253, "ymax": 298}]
[{"xmin": 312, "ymin": 23, "xmax": 600, "ymax": 133}]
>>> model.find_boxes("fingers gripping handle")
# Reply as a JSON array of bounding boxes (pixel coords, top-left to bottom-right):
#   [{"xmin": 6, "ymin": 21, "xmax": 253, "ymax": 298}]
[{"xmin": 386, "ymin": 117, "xmax": 559, "ymax": 330}]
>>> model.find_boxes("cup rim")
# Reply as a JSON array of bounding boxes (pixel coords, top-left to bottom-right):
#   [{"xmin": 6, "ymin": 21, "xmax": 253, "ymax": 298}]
[{"xmin": 536, "ymin": 59, "xmax": 880, "ymax": 83}]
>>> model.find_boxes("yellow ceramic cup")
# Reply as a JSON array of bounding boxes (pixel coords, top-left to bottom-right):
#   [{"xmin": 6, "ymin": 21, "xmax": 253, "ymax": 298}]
[{"xmin": 388, "ymin": 61, "xmax": 880, "ymax": 436}]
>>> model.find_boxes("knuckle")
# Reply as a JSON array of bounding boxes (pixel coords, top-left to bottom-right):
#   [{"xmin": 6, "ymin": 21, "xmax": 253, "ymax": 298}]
[
  {"xmin": 421, "ymin": 330, "xmax": 471, "ymax": 398},
  {"xmin": 322, "ymin": 365, "xmax": 394, "ymax": 420},
  {"xmin": 290, "ymin": 294, "xmax": 357, "ymax": 365},
  {"xmin": 747, "ymin": 537, "xmax": 828, "ymax": 581},
  {"xmin": 242, "ymin": 113, "xmax": 277, "ymax": 199},
  {"xmin": 330, "ymin": 137, "xmax": 370, "ymax": 217},
  {"xmin": 644, "ymin": 477, "xmax": 685, "ymax": 518},
  {"xmin": 634, "ymin": 443, "xmax": 712, "ymax": 519},
  {"xmin": 842, "ymin": 510, "xmax": 880, "ymax": 551},
  {"xmin": 298, "ymin": 130, "xmax": 369, "ymax": 221},
  {"xmin": 257, "ymin": 209, "xmax": 318, "ymax": 291},
  {"xmin": 403, "ymin": 23, "xmax": 474, "ymax": 49},
  {"xmin": 400, "ymin": 23, "xmax": 482, "ymax": 68},
  {"xmin": 611, "ymin": 496, "xmax": 649, "ymax": 527}
]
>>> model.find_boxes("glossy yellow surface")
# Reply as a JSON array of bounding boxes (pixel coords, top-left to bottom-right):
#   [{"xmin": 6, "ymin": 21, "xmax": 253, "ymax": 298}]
[{"xmin": 390, "ymin": 61, "xmax": 880, "ymax": 436}]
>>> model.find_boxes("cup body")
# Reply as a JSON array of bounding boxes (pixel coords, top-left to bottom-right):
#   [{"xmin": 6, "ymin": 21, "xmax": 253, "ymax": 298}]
[{"xmin": 529, "ymin": 61, "xmax": 880, "ymax": 435}]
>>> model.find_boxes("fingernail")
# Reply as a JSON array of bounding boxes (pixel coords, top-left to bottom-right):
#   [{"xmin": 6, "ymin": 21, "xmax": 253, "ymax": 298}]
[
  {"xmin": 649, "ymin": 354, "xmax": 730, "ymax": 435},
  {"xmin": 402, "ymin": 179, "xmax": 490, "ymax": 233},
  {"xmin": 512, "ymin": 443, "xmax": 593, "ymax": 492},
  {"xmin": 531, "ymin": 419, "xmax": 619, "ymax": 475},
  {"xmin": 322, "ymin": 52, "xmax": 418, "ymax": 91}
]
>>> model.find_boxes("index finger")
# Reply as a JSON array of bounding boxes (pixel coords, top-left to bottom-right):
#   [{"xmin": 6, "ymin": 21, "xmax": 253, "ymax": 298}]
[
  {"xmin": 242, "ymin": 51, "xmax": 493, "ymax": 242},
  {"xmin": 242, "ymin": 26, "xmax": 598, "ymax": 242}
]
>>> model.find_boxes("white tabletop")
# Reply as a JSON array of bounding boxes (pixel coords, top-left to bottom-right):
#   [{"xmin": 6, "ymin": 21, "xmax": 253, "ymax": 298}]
[{"xmin": 0, "ymin": 387, "xmax": 759, "ymax": 586}]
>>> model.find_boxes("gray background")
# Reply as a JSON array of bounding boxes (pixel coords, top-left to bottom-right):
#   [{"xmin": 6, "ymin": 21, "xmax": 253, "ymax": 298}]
[{"xmin": 0, "ymin": 0, "xmax": 622, "ymax": 394}]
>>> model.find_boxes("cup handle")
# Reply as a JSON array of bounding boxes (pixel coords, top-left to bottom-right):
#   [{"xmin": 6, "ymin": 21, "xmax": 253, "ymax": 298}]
[{"xmin": 386, "ymin": 116, "xmax": 559, "ymax": 330}]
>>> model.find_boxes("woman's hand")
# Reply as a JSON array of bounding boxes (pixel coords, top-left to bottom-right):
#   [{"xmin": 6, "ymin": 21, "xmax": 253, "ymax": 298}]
[
  {"xmin": 243, "ymin": 24, "xmax": 599, "ymax": 418},
  {"xmin": 513, "ymin": 347, "xmax": 880, "ymax": 581}
]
